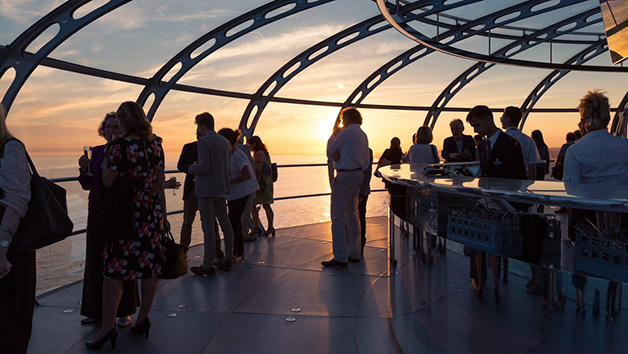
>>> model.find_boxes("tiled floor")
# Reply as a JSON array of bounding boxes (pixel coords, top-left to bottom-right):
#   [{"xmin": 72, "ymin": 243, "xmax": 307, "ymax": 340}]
[{"xmin": 29, "ymin": 217, "xmax": 628, "ymax": 354}]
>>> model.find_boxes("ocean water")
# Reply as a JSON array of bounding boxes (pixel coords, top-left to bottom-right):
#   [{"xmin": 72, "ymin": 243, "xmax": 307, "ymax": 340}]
[{"xmin": 31, "ymin": 154, "xmax": 388, "ymax": 295}]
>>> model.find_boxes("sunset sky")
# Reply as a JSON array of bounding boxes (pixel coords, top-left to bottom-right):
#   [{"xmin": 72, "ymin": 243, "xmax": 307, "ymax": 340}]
[{"xmin": 1, "ymin": 0, "xmax": 626, "ymax": 159}]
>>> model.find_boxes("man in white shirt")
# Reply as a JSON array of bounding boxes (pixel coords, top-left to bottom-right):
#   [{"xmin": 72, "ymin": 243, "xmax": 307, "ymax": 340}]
[
  {"xmin": 500, "ymin": 106, "xmax": 541, "ymax": 179},
  {"xmin": 323, "ymin": 108, "xmax": 370, "ymax": 268}
]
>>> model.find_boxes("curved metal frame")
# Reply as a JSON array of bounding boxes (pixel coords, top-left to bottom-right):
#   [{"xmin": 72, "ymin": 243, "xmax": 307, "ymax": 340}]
[
  {"xmin": 0, "ymin": 0, "xmax": 130, "ymax": 113},
  {"xmin": 377, "ymin": 0, "xmax": 628, "ymax": 73},
  {"xmin": 425, "ymin": 8, "xmax": 601, "ymax": 128},
  {"xmin": 0, "ymin": 0, "xmax": 623, "ymax": 141},
  {"xmin": 519, "ymin": 40, "xmax": 608, "ymax": 129},
  {"xmin": 237, "ymin": 0, "xmax": 475, "ymax": 137},
  {"xmin": 612, "ymin": 93, "xmax": 628, "ymax": 135},
  {"xmin": 136, "ymin": 0, "xmax": 335, "ymax": 121},
  {"xmin": 341, "ymin": 0, "xmax": 580, "ymax": 110}
]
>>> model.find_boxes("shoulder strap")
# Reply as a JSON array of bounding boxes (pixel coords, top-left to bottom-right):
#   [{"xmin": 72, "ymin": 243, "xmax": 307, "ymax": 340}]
[{"xmin": 430, "ymin": 145, "xmax": 439, "ymax": 163}]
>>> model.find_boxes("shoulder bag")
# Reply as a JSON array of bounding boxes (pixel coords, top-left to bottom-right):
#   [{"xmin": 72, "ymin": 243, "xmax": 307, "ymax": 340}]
[
  {"xmin": 2, "ymin": 139, "xmax": 74, "ymax": 254},
  {"xmin": 159, "ymin": 228, "xmax": 187, "ymax": 279},
  {"xmin": 95, "ymin": 141, "xmax": 138, "ymax": 241},
  {"xmin": 551, "ymin": 161, "xmax": 564, "ymax": 180},
  {"xmin": 430, "ymin": 145, "xmax": 439, "ymax": 164}
]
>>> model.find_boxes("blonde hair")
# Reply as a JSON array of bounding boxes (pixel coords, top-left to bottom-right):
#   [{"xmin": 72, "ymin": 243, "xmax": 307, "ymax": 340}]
[
  {"xmin": 579, "ymin": 89, "xmax": 610, "ymax": 132},
  {"xmin": 0, "ymin": 105, "xmax": 9, "ymax": 146}
]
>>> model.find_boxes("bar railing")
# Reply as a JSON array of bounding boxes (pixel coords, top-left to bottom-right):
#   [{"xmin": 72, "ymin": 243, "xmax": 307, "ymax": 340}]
[{"xmin": 52, "ymin": 163, "xmax": 387, "ymax": 236}]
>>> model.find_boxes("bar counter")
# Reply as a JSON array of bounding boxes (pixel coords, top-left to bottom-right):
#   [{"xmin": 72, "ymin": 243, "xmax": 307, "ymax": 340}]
[{"xmin": 378, "ymin": 163, "xmax": 628, "ymax": 213}]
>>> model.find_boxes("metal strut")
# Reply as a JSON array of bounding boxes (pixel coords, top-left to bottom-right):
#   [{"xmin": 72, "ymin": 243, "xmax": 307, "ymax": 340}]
[
  {"xmin": 425, "ymin": 7, "xmax": 602, "ymax": 128},
  {"xmin": 519, "ymin": 39, "xmax": 608, "ymax": 129},
  {"xmin": 377, "ymin": 0, "xmax": 628, "ymax": 73},
  {"xmin": 136, "ymin": 0, "xmax": 335, "ymax": 122},
  {"xmin": 342, "ymin": 0, "xmax": 584, "ymax": 112},
  {"xmin": 237, "ymin": 0, "xmax": 476, "ymax": 138},
  {"xmin": 0, "ymin": 0, "xmax": 130, "ymax": 113}
]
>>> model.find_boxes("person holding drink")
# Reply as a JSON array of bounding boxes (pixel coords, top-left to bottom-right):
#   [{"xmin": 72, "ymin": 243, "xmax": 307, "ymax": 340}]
[{"xmin": 78, "ymin": 112, "xmax": 139, "ymax": 327}]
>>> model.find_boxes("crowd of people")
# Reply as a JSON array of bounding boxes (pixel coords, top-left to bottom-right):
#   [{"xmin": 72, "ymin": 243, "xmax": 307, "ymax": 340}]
[{"xmin": 1, "ymin": 87, "xmax": 627, "ymax": 352}]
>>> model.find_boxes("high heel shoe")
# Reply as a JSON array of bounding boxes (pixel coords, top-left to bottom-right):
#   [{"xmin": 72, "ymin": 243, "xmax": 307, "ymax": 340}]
[
  {"xmin": 249, "ymin": 228, "xmax": 261, "ymax": 237},
  {"xmin": 264, "ymin": 227, "xmax": 275, "ymax": 237},
  {"xmin": 131, "ymin": 317, "xmax": 151, "ymax": 338},
  {"xmin": 86, "ymin": 328, "xmax": 118, "ymax": 350}
]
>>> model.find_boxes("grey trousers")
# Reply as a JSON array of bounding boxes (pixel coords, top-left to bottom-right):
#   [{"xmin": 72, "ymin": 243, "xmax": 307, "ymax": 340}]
[
  {"xmin": 330, "ymin": 170, "xmax": 363, "ymax": 263},
  {"xmin": 198, "ymin": 196, "xmax": 234, "ymax": 267}
]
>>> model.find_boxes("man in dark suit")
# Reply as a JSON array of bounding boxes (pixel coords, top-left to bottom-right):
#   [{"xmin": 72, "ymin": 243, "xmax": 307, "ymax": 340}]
[
  {"xmin": 177, "ymin": 134, "xmax": 223, "ymax": 258},
  {"xmin": 441, "ymin": 118, "xmax": 476, "ymax": 162},
  {"xmin": 467, "ymin": 106, "xmax": 526, "ymax": 179},
  {"xmin": 465, "ymin": 105, "xmax": 527, "ymax": 303}
]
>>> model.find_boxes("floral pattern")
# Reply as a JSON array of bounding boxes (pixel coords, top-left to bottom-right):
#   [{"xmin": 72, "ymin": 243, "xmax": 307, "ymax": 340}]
[
  {"xmin": 253, "ymin": 151, "xmax": 274, "ymax": 205},
  {"xmin": 103, "ymin": 137, "xmax": 165, "ymax": 280}
]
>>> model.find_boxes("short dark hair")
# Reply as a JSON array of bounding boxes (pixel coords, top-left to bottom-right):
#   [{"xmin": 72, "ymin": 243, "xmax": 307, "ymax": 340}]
[
  {"xmin": 218, "ymin": 127, "xmax": 236, "ymax": 144},
  {"xmin": 566, "ymin": 132, "xmax": 576, "ymax": 142},
  {"xmin": 466, "ymin": 105, "xmax": 493, "ymax": 122},
  {"xmin": 503, "ymin": 106, "xmax": 522, "ymax": 125},
  {"xmin": 340, "ymin": 107, "xmax": 362, "ymax": 125},
  {"xmin": 195, "ymin": 112, "xmax": 215, "ymax": 131}
]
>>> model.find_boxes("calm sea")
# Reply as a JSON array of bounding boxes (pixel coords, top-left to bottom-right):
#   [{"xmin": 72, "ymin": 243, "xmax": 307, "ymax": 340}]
[{"xmin": 31, "ymin": 154, "xmax": 388, "ymax": 295}]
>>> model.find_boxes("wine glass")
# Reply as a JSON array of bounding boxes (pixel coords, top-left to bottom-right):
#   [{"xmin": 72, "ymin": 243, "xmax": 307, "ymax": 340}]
[{"xmin": 83, "ymin": 146, "xmax": 93, "ymax": 176}]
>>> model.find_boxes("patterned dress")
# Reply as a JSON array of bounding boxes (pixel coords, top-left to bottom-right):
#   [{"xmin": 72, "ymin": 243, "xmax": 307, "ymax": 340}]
[
  {"xmin": 253, "ymin": 150, "xmax": 274, "ymax": 205},
  {"xmin": 103, "ymin": 137, "xmax": 165, "ymax": 280}
]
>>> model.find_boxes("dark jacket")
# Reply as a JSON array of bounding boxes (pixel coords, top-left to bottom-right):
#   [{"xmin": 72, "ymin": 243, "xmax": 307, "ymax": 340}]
[
  {"xmin": 442, "ymin": 135, "xmax": 476, "ymax": 162},
  {"xmin": 478, "ymin": 132, "xmax": 526, "ymax": 180},
  {"xmin": 177, "ymin": 141, "xmax": 197, "ymax": 201}
]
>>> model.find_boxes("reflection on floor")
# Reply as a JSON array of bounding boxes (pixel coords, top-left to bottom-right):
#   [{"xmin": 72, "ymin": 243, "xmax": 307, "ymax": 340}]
[{"xmin": 30, "ymin": 216, "xmax": 628, "ymax": 354}]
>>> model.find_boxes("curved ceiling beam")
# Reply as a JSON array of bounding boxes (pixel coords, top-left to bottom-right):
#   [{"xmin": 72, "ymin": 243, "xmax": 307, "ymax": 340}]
[
  {"xmin": 136, "ymin": 0, "xmax": 335, "ymax": 122},
  {"xmin": 377, "ymin": 0, "xmax": 627, "ymax": 73},
  {"xmin": 237, "ymin": 0, "xmax": 476, "ymax": 138},
  {"xmin": 342, "ymin": 0, "xmax": 581, "ymax": 110},
  {"xmin": 425, "ymin": 7, "xmax": 602, "ymax": 128},
  {"xmin": 519, "ymin": 39, "xmax": 608, "ymax": 129},
  {"xmin": 0, "ymin": 0, "xmax": 130, "ymax": 113},
  {"xmin": 611, "ymin": 93, "xmax": 628, "ymax": 136}
]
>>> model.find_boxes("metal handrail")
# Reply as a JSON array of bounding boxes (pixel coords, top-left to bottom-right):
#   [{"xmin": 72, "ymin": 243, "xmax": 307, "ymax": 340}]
[{"xmin": 55, "ymin": 162, "xmax": 387, "ymax": 236}]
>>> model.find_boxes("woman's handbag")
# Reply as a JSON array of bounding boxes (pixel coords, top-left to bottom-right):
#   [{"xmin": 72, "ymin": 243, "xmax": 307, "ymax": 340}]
[
  {"xmin": 159, "ymin": 228, "xmax": 187, "ymax": 279},
  {"xmin": 4, "ymin": 139, "xmax": 74, "ymax": 254},
  {"xmin": 96, "ymin": 172, "xmax": 137, "ymax": 241}
]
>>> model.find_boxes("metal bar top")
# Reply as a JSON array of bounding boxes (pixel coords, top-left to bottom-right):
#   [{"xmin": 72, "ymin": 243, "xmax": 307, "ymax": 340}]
[{"xmin": 378, "ymin": 164, "xmax": 628, "ymax": 213}]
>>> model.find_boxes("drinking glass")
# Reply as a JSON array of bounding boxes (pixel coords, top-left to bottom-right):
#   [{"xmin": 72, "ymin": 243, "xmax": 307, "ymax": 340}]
[{"xmin": 83, "ymin": 146, "xmax": 93, "ymax": 175}]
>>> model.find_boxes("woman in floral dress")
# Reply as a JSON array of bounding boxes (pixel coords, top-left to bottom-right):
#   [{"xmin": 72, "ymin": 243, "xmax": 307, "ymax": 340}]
[
  {"xmin": 86, "ymin": 101, "xmax": 166, "ymax": 350},
  {"xmin": 248, "ymin": 136, "xmax": 275, "ymax": 237}
]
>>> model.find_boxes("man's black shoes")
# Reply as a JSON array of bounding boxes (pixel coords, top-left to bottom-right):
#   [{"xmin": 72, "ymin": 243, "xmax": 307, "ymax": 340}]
[
  {"xmin": 348, "ymin": 257, "xmax": 360, "ymax": 263},
  {"xmin": 321, "ymin": 259, "xmax": 348, "ymax": 268}
]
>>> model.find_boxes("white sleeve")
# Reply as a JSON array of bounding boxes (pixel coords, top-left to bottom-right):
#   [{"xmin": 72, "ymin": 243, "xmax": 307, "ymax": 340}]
[
  {"xmin": 562, "ymin": 148, "xmax": 580, "ymax": 183},
  {"xmin": 0, "ymin": 140, "xmax": 32, "ymax": 217}
]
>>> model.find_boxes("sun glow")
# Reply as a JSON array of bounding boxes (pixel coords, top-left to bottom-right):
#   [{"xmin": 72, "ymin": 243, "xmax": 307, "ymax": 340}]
[{"xmin": 313, "ymin": 111, "xmax": 339, "ymax": 141}]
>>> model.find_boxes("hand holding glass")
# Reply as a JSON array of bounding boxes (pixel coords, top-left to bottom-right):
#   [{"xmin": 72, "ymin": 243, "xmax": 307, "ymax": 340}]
[{"xmin": 83, "ymin": 146, "xmax": 93, "ymax": 175}]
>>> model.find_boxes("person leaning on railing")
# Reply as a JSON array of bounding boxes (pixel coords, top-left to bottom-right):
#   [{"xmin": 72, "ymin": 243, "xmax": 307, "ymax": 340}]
[{"xmin": 0, "ymin": 104, "xmax": 34, "ymax": 354}]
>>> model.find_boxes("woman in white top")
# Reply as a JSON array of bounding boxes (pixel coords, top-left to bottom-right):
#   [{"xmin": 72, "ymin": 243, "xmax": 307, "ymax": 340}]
[
  {"xmin": 563, "ymin": 89, "xmax": 628, "ymax": 184},
  {"xmin": 564, "ymin": 89, "xmax": 628, "ymax": 320},
  {"xmin": 0, "ymin": 105, "xmax": 34, "ymax": 354},
  {"xmin": 403, "ymin": 125, "xmax": 440, "ymax": 164},
  {"xmin": 218, "ymin": 128, "xmax": 259, "ymax": 261}
]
